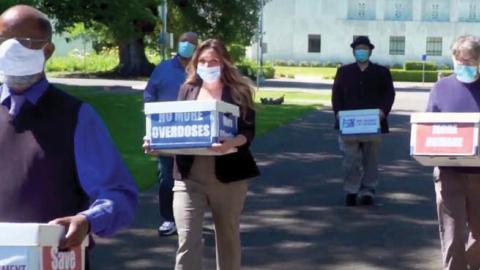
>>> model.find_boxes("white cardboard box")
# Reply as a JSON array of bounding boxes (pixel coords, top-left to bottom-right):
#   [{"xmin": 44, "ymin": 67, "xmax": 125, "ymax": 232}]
[
  {"xmin": 0, "ymin": 223, "xmax": 88, "ymax": 270},
  {"xmin": 339, "ymin": 109, "xmax": 381, "ymax": 135},
  {"xmin": 145, "ymin": 100, "xmax": 240, "ymax": 155},
  {"xmin": 410, "ymin": 112, "xmax": 480, "ymax": 166}
]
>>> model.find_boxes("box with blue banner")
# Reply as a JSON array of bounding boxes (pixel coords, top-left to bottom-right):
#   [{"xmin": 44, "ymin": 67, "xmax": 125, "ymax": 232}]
[
  {"xmin": 339, "ymin": 109, "xmax": 381, "ymax": 135},
  {"xmin": 145, "ymin": 100, "xmax": 239, "ymax": 155}
]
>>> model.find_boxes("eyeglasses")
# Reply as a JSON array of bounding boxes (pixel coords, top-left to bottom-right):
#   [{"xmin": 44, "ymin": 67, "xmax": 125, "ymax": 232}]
[{"xmin": 0, "ymin": 37, "xmax": 49, "ymax": 49}]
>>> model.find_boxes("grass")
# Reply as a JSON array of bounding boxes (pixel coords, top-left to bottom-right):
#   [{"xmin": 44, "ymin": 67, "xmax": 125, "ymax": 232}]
[
  {"xmin": 256, "ymin": 89, "xmax": 330, "ymax": 106},
  {"xmin": 274, "ymin": 66, "xmax": 337, "ymax": 79},
  {"xmin": 57, "ymin": 85, "xmax": 326, "ymax": 190}
]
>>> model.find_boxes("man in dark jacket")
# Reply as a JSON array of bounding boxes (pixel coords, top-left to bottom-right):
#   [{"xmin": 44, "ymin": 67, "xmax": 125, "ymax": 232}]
[{"xmin": 331, "ymin": 36, "xmax": 395, "ymax": 206}]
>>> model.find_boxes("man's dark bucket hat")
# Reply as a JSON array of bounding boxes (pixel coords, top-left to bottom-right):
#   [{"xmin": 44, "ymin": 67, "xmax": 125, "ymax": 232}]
[{"xmin": 351, "ymin": 36, "xmax": 375, "ymax": 50}]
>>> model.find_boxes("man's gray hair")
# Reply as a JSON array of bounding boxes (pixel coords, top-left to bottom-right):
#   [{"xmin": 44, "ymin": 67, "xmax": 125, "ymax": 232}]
[{"xmin": 451, "ymin": 35, "xmax": 480, "ymax": 60}]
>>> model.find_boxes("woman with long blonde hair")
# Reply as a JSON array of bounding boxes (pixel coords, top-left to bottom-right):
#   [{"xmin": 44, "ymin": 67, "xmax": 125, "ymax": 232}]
[{"xmin": 172, "ymin": 38, "xmax": 260, "ymax": 270}]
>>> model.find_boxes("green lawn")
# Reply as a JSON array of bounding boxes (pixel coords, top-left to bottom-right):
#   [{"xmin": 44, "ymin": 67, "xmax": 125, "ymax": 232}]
[
  {"xmin": 256, "ymin": 89, "xmax": 330, "ymax": 106},
  {"xmin": 274, "ymin": 66, "xmax": 337, "ymax": 79},
  {"xmin": 59, "ymin": 86, "xmax": 324, "ymax": 190}
]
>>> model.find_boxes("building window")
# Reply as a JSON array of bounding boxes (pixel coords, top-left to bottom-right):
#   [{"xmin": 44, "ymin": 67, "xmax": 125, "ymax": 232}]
[
  {"xmin": 459, "ymin": 0, "xmax": 480, "ymax": 22},
  {"xmin": 358, "ymin": 2, "xmax": 366, "ymax": 17},
  {"xmin": 348, "ymin": 0, "xmax": 376, "ymax": 20},
  {"xmin": 394, "ymin": 3, "xmax": 403, "ymax": 18},
  {"xmin": 422, "ymin": 0, "xmax": 449, "ymax": 21},
  {"xmin": 426, "ymin": 37, "xmax": 442, "ymax": 56},
  {"xmin": 385, "ymin": 0, "xmax": 413, "ymax": 21},
  {"xmin": 389, "ymin": 36, "xmax": 405, "ymax": 55},
  {"xmin": 470, "ymin": 2, "xmax": 477, "ymax": 20},
  {"xmin": 431, "ymin": 3, "xmax": 440, "ymax": 19},
  {"xmin": 308, "ymin": 35, "xmax": 321, "ymax": 53}
]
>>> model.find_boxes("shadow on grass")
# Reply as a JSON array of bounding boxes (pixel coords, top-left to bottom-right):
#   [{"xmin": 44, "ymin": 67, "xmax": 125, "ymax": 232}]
[{"xmin": 91, "ymin": 108, "xmax": 441, "ymax": 270}]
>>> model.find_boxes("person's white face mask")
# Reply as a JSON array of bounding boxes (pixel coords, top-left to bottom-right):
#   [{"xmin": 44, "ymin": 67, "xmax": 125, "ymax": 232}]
[
  {"xmin": 0, "ymin": 39, "xmax": 45, "ymax": 76},
  {"xmin": 197, "ymin": 65, "xmax": 221, "ymax": 83}
]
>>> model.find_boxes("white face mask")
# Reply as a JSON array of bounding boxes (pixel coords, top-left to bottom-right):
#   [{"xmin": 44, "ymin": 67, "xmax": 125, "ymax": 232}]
[
  {"xmin": 0, "ymin": 39, "xmax": 45, "ymax": 76},
  {"xmin": 197, "ymin": 65, "xmax": 221, "ymax": 83}
]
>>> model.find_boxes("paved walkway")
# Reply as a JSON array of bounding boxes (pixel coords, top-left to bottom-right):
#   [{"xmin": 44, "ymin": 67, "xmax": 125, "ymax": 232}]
[
  {"xmin": 82, "ymin": 77, "xmax": 441, "ymax": 269},
  {"xmin": 49, "ymin": 76, "xmax": 435, "ymax": 92}
]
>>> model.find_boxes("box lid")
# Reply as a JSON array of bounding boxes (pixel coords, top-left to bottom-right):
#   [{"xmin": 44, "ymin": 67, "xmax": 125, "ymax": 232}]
[
  {"xmin": 145, "ymin": 100, "xmax": 240, "ymax": 117},
  {"xmin": 0, "ymin": 223, "xmax": 87, "ymax": 247},
  {"xmin": 411, "ymin": 112, "xmax": 480, "ymax": 123},
  {"xmin": 338, "ymin": 109, "xmax": 380, "ymax": 117}
]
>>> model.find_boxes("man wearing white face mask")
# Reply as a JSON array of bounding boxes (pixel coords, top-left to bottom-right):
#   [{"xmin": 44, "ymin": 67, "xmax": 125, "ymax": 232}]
[
  {"xmin": 332, "ymin": 36, "xmax": 395, "ymax": 206},
  {"xmin": 0, "ymin": 5, "xmax": 138, "ymax": 269},
  {"xmin": 426, "ymin": 35, "xmax": 480, "ymax": 270},
  {"xmin": 144, "ymin": 31, "xmax": 198, "ymax": 237}
]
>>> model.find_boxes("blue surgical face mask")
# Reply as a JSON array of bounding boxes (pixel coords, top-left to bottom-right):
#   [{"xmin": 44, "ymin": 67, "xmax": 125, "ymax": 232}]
[
  {"xmin": 197, "ymin": 65, "xmax": 221, "ymax": 83},
  {"xmin": 454, "ymin": 63, "xmax": 479, "ymax": 83},
  {"xmin": 354, "ymin": 49, "xmax": 370, "ymax": 62},
  {"xmin": 178, "ymin": 41, "xmax": 196, "ymax": 58}
]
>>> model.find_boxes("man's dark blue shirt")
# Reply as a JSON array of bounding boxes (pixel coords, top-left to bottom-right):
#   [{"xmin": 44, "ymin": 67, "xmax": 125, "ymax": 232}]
[{"xmin": 144, "ymin": 55, "xmax": 186, "ymax": 102}]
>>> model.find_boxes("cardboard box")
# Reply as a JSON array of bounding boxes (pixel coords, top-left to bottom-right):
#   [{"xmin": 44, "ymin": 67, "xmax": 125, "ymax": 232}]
[
  {"xmin": 410, "ymin": 113, "xmax": 480, "ymax": 166},
  {"xmin": 339, "ymin": 109, "xmax": 381, "ymax": 140},
  {"xmin": 0, "ymin": 223, "xmax": 88, "ymax": 270},
  {"xmin": 145, "ymin": 100, "xmax": 239, "ymax": 155}
]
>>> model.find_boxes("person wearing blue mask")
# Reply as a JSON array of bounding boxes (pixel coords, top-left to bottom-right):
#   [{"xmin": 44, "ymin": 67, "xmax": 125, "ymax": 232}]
[
  {"xmin": 426, "ymin": 35, "xmax": 480, "ymax": 270},
  {"xmin": 0, "ymin": 5, "xmax": 138, "ymax": 269},
  {"xmin": 144, "ymin": 31, "xmax": 198, "ymax": 237},
  {"xmin": 332, "ymin": 36, "xmax": 395, "ymax": 206}
]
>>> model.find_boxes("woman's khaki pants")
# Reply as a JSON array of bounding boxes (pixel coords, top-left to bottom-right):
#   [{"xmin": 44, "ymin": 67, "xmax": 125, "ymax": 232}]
[{"xmin": 173, "ymin": 157, "xmax": 248, "ymax": 270}]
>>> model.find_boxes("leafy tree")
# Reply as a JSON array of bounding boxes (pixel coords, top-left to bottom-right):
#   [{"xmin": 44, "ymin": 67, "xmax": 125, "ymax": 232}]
[
  {"xmin": 1, "ymin": 0, "xmax": 263, "ymax": 76},
  {"xmin": 168, "ymin": 0, "xmax": 260, "ymax": 46},
  {"xmin": 1, "ymin": 0, "xmax": 162, "ymax": 76},
  {"xmin": 0, "ymin": 0, "xmax": 35, "ymax": 13},
  {"xmin": 37, "ymin": 0, "xmax": 162, "ymax": 76}
]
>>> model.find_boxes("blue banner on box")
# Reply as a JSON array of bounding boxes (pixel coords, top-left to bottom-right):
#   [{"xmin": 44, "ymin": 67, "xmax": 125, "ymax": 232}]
[
  {"xmin": 150, "ymin": 111, "xmax": 212, "ymax": 148},
  {"xmin": 218, "ymin": 112, "xmax": 237, "ymax": 138},
  {"xmin": 149, "ymin": 111, "xmax": 237, "ymax": 149}
]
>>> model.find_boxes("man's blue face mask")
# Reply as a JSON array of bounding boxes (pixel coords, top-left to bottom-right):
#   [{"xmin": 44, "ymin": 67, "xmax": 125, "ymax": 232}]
[
  {"xmin": 178, "ymin": 41, "xmax": 196, "ymax": 58},
  {"xmin": 354, "ymin": 49, "xmax": 370, "ymax": 63},
  {"xmin": 454, "ymin": 64, "xmax": 479, "ymax": 83}
]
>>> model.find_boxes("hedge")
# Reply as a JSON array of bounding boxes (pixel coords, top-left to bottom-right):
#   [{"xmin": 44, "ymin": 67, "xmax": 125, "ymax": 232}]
[
  {"xmin": 390, "ymin": 70, "xmax": 453, "ymax": 82},
  {"xmin": 404, "ymin": 61, "xmax": 438, "ymax": 71},
  {"xmin": 237, "ymin": 62, "xmax": 275, "ymax": 80}
]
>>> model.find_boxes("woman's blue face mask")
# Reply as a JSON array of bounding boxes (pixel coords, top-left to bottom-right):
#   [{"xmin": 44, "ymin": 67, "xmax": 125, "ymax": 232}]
[
  {"xmin": 354, "ymin": 49, "xmax": 370, "ymax": 62},
  {"xmin": 454, "ymin": 63, "xmax": 479, "ymax": 83}
]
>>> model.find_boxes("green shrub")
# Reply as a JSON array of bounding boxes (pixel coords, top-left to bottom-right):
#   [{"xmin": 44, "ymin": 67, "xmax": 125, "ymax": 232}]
[
  {"xmin": 390, "ymin": 70, "xmax": 453, "ymax": 82},
  {"xmin": 391, "ymin": 63, "xmax": 403, "ymax": 69},
  {"xmin": 299, "ymin": 61, "xmax": 310, "ymax": 67},
  {"xmin": 237, "ymin": 61, "xmax": 275, "ymax": 80},
  {"xmin": 286, "ymin": 60, "xmax": 297, "ymax": 66},
  {"xmin": 47, "ymin": 48, "xmax": 119, "ymax": 73},
  {"xmin": 322, "ymin": 61, "xmax": 340, "ymax": 68},
  {"xmin": 274, "ymin": 60, "xmax": 288, "ymax": 66},
  {"xmin": 262, "ymin": 65, "xmax": 275, "ymax": 78},
  {"xmin": 236, "ymin": 62, "xmax": 254, "ymax": 79},
  {"xmin": 228, "ymin": 44, "xmax": 246, "ymax": 63},
  {"xmin": 404, "ymin": 61, "xmax": 438, "ymax": 71},
  {"xmin": 439, "ymin": 63, "xmax": 452, "ymax": 70}
]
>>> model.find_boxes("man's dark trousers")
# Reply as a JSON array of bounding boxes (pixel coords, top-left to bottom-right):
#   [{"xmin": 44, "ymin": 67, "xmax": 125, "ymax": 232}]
[{"xmin": 158, "ymin": 156, "xmax": 174, "ymax": 222}]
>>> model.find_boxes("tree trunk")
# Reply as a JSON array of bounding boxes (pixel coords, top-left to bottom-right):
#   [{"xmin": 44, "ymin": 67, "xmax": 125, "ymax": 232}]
[{"xmin": 117, "ymin": 37, "xmax": 155, "ymax": 77}]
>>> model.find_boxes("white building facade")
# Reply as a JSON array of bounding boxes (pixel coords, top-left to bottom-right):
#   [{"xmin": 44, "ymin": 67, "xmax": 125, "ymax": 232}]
[{"xmin": 249, "ymin": 0, "xmax": 480, "ymax": 66}]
